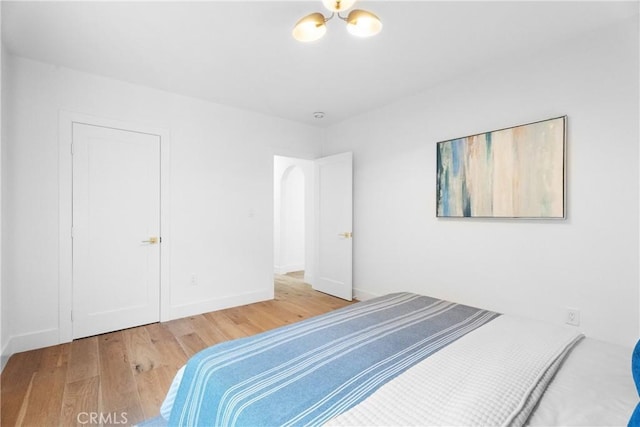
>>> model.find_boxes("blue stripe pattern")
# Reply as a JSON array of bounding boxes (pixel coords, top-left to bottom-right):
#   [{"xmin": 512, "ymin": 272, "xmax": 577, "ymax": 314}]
[{"xmin": 168, "ymin": 293, "xmax": 499, "ymax": 426}]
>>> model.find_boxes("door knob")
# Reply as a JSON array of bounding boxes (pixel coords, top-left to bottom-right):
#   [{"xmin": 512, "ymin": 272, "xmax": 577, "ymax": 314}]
[
  {"xmin": 142, "ymin": 237, "xmax": 159, "ymax": 244},
  {"xmin": 338, "ymin": 232, "xmax": 353, "ymax": 239}
]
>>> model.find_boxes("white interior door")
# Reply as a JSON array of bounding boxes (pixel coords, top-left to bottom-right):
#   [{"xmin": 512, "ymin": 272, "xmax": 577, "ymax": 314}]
[
  {"xmin": 314, "ymin": 152, "xmax": 353, "ymax": 300},
  {"xmin": 72, "ymin": 123, "xmax": 161, "ymax": 339}
]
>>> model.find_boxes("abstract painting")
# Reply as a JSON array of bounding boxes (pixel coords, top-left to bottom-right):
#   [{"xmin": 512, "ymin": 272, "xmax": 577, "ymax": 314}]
[{"xmin": 436, "ymin": 116, "xmax": 566, "ymax": 218}]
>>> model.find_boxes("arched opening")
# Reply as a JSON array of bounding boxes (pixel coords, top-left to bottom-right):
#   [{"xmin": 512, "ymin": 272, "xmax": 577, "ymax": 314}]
[
  {"xmin": 279, "ymin": 165, "xmax": 305, "ymax": 273},
  {"xmin": 274, "ymin": 156, "xmax": 312, "ymax": 281}
]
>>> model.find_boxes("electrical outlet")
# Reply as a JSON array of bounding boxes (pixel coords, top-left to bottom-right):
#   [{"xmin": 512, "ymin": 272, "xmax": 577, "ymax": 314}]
[
  {"xmin": 190, "ymin": 274, "xmax": 197, "ymax": 286},
  {"xmin": 566, "ymin": 308, "xmax": 580, "ymax": 326}
]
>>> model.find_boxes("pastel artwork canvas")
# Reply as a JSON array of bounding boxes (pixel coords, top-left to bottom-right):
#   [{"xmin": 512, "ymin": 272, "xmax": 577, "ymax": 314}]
[{"xmin": 436, "ymin": 116, "xmax": 565, "ymax": 218}]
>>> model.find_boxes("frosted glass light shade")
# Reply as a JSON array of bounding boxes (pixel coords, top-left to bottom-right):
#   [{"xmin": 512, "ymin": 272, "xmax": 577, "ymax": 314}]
[
  {"xmin": 292, "ymin": 13, "xmax": 327, "ymax": 42},
  {"xmin": 322, "ymin": 0, "xmax": 357, "ymax": 12},
  {"xmin": 346, "ymin": 9, "xmax": 382, "ymax": 37}
]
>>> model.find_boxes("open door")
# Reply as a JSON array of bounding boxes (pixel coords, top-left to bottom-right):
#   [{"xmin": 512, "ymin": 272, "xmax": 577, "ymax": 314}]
[{"xmin": 314, "ymin": 152, "xmax": 353, "ymax": 300}]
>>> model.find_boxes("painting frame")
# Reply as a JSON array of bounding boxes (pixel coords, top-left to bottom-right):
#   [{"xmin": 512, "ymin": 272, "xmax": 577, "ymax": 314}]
[{"xmin": 436, "ymin": 116, "xmax": 566, "ymax": 219}]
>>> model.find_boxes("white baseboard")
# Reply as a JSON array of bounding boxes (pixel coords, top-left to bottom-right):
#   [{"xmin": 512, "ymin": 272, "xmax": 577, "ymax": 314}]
[
  {"xmin": 1, "ymin": 339, "xmax": 10, "ymax": 373},
  {"xmin": 167, "ymin": 289, "xmax": 274, "ymax": 321},
  {"xmin": 274, "ymin": 264, "xmax": 305, "ymax": 275},
  {"xmin": 353, "ymin": 288, "xmax": 379, "ymax": 301},
  {"xmin": 1, "ymin": 327, "xmax": 60, "ymax": 368}
]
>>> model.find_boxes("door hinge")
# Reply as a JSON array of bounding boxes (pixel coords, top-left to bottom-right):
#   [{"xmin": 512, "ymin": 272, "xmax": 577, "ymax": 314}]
[
  {"xmin": 71, "ymin": 310, "xmax": 73, "ymax": 322},
  {"xmin": 71, "ymin": 143, "xmax": 74, "ymax": 155}
]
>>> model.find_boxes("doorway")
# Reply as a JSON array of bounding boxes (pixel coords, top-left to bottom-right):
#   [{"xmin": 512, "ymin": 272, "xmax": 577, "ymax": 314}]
[
  {"xmin": 273, "ymin": 153, "xmax": 353, "ymax": 300},
  {"xmin": 273, "ymin": 156, "xmax": 314, "ymax": 284},
  {"xmin": 58, "ymin": 112, "xmax": 171, "ymax": 344}
]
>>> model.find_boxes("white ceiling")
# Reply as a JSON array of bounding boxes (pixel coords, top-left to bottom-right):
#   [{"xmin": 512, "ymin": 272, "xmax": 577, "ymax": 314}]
[{"xmin": 2, "ymin": 1, "xmax": 638, "ymax": 127}]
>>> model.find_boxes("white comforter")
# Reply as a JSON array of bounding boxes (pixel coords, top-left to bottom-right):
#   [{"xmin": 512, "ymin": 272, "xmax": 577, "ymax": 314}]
[
  {"xmin": 326, "ymin": 315, "xmax": 583, "ymax": 427},
  {"xmin": 527, "ymin": 337, "xmax": 636, "ymax": 426}
]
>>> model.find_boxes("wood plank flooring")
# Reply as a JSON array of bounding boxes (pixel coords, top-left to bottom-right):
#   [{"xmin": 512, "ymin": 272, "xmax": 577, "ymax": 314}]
[{"xmin": 1, "ymin": 273, "xmax": 354, "ymax": 426}]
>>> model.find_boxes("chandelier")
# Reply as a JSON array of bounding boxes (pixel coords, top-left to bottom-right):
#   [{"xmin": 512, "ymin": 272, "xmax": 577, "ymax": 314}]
[{"xmin": 292, "ymin": 0, "xmax": 382, "ymax": 43}]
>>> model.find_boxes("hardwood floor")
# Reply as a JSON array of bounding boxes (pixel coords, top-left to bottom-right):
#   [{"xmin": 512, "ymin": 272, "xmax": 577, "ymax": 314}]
[{"xmin": 1, "ymin": 273, "xmax": 354, "ymax": 426}]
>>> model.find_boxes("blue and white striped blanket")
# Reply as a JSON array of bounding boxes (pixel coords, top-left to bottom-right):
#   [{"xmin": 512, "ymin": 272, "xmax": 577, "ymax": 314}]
[{"xmin": 168, "ymin": 292, "xmax": 499, "ymax": 426}]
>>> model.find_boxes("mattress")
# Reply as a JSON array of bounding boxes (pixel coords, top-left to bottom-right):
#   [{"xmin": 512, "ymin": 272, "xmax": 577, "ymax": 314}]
[{"xmin": 157, "ymin": 294, "xmax": 637, "ymax": 426}]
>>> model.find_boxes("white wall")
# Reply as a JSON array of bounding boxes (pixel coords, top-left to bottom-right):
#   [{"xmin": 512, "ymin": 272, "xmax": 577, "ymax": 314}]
[
  {"xmin": 273, "ymin": 156, "xmax": 314, "ymax": 279},
  {"xmin": 323, "ymin": 18, "xmax": 639, "ymax": 347},
  {"xmin": 0, "ymin": 1, "xmax": 5, "ymax": 371},
  {"xmin": 2, "ymin": 53, "xmax": 322, "ymax": 354}
]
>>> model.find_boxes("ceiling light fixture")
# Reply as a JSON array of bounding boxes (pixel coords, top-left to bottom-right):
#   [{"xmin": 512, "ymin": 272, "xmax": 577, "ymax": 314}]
[{"xmin": 292, "ymin": 0, "xmax": 382, "ymax": 43}]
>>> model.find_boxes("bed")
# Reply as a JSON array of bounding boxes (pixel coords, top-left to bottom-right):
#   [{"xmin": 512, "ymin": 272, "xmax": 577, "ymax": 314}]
[{"xmin": 154, "ymin": 292, "xmax": 638, "ymax": 426}]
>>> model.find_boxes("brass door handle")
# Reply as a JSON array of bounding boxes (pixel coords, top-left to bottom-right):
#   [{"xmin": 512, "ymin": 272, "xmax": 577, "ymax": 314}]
[
  {"xmin": 338, "ymin": 232, "xmax": 353, "ymax": 239},
  {"xmin": 142, "ymin": 237, "xmax": 159, "ymax": 244}
]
